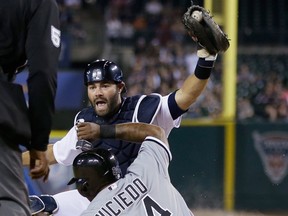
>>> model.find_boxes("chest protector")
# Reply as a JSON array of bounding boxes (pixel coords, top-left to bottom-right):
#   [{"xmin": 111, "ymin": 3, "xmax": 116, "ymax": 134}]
[{"xmin": 76, "ymin": 94, "xmax": 161, "ymax": 174}]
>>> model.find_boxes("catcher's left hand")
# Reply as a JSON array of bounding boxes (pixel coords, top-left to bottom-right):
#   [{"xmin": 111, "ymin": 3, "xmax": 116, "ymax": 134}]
[{"xmin": 182, "ymin": 4, "xmax": 230, "ymax": 55}]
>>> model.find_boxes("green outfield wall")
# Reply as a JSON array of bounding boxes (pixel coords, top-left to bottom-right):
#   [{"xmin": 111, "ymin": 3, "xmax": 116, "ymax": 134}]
[
  {"xmin": 235, "ymin": 122, "xmax": 288, "ymax": 211},
  {"xmin": 167, "ymin": 122, "xmax": 288, "ymax": 211},
  {"xmin": 168, "ymin": 126, "xmax": 225, "ymax": 209}
]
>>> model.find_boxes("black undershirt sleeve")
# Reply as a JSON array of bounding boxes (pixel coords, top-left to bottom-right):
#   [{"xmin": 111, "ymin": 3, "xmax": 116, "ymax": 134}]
[{"xmin": 168, "ymin": 91, "xmax": 188, "ymax": 120}]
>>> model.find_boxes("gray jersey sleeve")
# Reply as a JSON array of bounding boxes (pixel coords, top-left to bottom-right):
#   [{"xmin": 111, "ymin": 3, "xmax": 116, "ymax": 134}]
[{"xmin": 127, "ymin": 136, "xmax": 172, "ymax": 181}]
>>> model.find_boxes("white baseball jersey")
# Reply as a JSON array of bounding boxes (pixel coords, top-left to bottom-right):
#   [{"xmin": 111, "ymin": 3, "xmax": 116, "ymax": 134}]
[
  {"xmin": 81, "ymin": 136, "xmax": 194, "ymax": 216},
  {"xmin": 53, "ymin": 94, "xmax": 181, "ymax": 166}
]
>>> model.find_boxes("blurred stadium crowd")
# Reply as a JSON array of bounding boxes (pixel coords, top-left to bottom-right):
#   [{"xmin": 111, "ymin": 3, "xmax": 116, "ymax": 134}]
[{"xmin": 56, "ymin": 0, "xmax": 288, "ymax": 122}]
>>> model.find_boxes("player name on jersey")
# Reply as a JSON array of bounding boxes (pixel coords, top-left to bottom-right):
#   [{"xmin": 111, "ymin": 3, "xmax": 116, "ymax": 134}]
[{"xmin": 96, "ymin": 178, "xmax": 148, "ymax": 215}]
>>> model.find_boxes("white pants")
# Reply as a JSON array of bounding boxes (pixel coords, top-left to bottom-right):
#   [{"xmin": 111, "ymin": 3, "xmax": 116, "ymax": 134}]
[{"xmin": 53, "ymin": 189, "xmax": 90, "ymax": 216}]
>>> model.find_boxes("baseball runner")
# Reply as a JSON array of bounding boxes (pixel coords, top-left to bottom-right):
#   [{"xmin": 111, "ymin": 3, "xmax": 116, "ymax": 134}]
[
  {"xmin": 69, "ymin": 122, "xmax": 194, "ymax": 216},
  {"xmin": 23, "ymin": 3, "xmax": 229, "ymax": 215},
  {"xmin": 0, "ymin": 0, "xmax": 60, "ymax": 215}
]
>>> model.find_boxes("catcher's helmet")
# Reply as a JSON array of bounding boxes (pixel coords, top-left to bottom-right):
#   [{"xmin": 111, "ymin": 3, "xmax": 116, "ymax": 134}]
[
  {"xmin": 67, "ymin": 148, "xmax": 122, "ymax": 186},
  {"xmin": 84, "ymin": 59, "xmax": 124, "ymax": 86}
]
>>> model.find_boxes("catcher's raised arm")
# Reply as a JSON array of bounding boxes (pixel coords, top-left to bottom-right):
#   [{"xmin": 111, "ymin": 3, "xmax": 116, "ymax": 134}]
[
  {"xmin": 174, "ymin": 2, "xmax": 230, "ymax": 111},
  {"xmin": 182, "ymin": 2, "xmax": 230, "ymax": 57}
]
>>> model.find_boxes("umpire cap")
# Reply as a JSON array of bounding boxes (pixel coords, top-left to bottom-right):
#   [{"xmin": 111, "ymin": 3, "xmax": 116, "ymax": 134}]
[{"xmin": 84, "ymin": 59, "xmax": 124, "ymax": 86}]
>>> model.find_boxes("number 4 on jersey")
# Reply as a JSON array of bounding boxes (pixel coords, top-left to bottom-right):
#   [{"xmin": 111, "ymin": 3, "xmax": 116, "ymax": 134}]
[{"xmin": 143, "ymin": 195, "xmax": 172, "ymax": 216}]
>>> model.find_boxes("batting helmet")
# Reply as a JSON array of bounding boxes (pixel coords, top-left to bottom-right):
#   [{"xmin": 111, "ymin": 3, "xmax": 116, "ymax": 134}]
[
  {"xmin": 67, "ymin": 148, "xmax": 122, "ymax": 186},
  {"xmin": 84, "ymin": 59, "xmax": 124, "ymax": 86}
]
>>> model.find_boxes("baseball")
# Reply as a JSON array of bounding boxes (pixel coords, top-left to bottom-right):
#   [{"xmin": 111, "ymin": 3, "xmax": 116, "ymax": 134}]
[{"xmin": 192, "ymin": 10, "xmax": 203, "ymax": 22}]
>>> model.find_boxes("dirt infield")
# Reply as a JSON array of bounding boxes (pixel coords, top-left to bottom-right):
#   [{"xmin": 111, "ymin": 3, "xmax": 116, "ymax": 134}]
[{"xmin": 192, "ymin": 209, "xmax": 288, "ymax": 216}]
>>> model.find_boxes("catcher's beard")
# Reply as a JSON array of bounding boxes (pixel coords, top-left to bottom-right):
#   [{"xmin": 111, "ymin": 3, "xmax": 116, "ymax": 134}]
[{"xmin": 90, "ymin": 93, "xmax": 121, "ymax": 118}]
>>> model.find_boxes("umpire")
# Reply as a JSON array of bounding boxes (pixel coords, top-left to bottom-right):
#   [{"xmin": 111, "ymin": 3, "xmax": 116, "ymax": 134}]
[{"xmin": 0, "ymin": 0, "xmax": 60, "ymax": 215}]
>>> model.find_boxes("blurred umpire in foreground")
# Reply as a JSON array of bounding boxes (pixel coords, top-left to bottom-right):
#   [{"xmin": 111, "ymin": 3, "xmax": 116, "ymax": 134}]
[{"xmin": 0, "ymin": 0, "xmax": 60, "ymax": 215}]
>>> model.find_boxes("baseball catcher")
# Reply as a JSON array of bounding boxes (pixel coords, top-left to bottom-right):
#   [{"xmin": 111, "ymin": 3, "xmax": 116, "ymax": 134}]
[{"xmin": 182, "ymin": 2, "xmax": 230, "ymax": 57}]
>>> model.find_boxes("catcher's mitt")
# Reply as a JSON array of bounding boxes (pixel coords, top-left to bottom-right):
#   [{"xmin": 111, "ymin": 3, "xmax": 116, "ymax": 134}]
[{"xmin": 182, "ymin": 4, "xmax": 230, "ymax": 55}]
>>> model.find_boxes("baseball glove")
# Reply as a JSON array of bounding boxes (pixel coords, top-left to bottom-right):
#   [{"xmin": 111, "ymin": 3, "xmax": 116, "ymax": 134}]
[{"xmin": 182, "ymin": 4, "xmax": 230, "ymax": 55}]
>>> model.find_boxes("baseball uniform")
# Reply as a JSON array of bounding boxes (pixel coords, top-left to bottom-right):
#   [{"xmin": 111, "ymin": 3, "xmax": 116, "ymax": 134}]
[{"xmin": 81, "ymin": 136, "xmax": 194, "ymax": 216}]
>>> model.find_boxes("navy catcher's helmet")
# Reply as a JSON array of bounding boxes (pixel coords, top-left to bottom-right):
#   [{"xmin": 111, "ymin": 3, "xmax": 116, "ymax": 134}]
[
  {"xmin": 67, "ymin": 148, "xmax": 122, "ymax": 186},
  {"xmin": 84, "ymin": 59, "xmax": 124, "ymax": 86}
]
